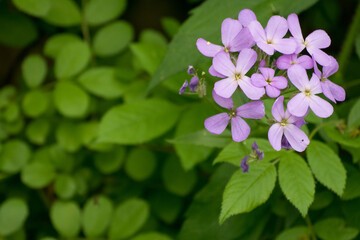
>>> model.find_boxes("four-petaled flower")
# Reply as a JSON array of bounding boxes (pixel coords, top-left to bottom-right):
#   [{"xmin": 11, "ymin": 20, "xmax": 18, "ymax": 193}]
[
  {"xmin": 287, "ymin": 65, "xmax": 333, "ymax": 118},
  {"xmin": 204, "ymin": 91, "xmax": 265, "ymax": 142},
  {"xmin": 251, "ymin": 67, "xmax": 288, "ymax": 98},
  {"xmin": 213, "ymin": 50, "xmax": 265, "ymax": 99},
  {"xmin": 276, "ymin": 53, "xmax": 313, "ymax": 70},
  {"xmin": 268, "ymin": 96, "xmax": 310, "ymax": 152}
]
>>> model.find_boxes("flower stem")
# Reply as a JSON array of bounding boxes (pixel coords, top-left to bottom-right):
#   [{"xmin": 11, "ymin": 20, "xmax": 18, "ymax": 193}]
[
  {"xmin": 305, "ymin": 215, "xmax": 317, "ymax": 240},
  {"xmin": 335, "ymin": 1, "xmax": 360, "ymax": 83}
]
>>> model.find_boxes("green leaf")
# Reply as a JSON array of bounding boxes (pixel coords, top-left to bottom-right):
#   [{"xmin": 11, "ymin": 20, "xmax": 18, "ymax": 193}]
[
  {"xmin": 25, "ymin": 118, "xmax": 50, "ymax": 145},
  {"xmin": 77, "ymin": 67, "xmax": 124, "ymax": 99},
  {"xmin": 50, "ymin": 201, "xmax": 81, "ymax": 238},
  {"xmin": 55, "ymin": 41, "xmax": 91, "ymax": 79},
  {"xmin": 21, "ymin": 54, "xmax": 47, "ymax": 88},
  {"xmin": 93, "ymin": 21, "xmax": 134, "ymax": 57},
  {"xmin": 278, "ymin": 152, "xmax": 315, "ymax": 217},
  {"xmin": 149, "ymin": 191, "xmax": 182, "ymax": 224},
  {"xmin": 54, "ymin": 81, "xmax": 90, "ymax": 118},
  {"xmin": 12, "ymin": 0, "xmax": 51, "ymax": 17},
  {"xmin": 82, "ymin": 195, "xmax": 113, "ymax": 238},
  {"xmin": 44, "ymin": 33, "xmax": 82, "ymax": 58},
  {"xmin": 342, "ymin": 164, "xmax": 360, "ymax": 200},
  {"xmin": 43, "ymin": 0, "xmax": 81, "ymax": 27},
  {"xmin": 56, "ymin": 121, "xmax": 82, "ymax": 152},
  {"xmin": 99, "ymin": 98, "xmax": 180, "ymax": 144},
  {"xmin": 306, "ymin": 140, "xmax": 346, "ymax": 196},
  {"xmin": 323, "ymin": 124, "xmax": 360, "ymax": 148},
  {"xmin": 348, "ymin": 98, "xmax": 360, "ymax": 128},
  {"xmin": 21, "ymin": 160, "xmax": 56, "ymax": 189},
  {"xmin": 139, "ymin": 29, "xmax": 168, "ymax": 48},
  {"xmin": 54, "ymin": 174, "xmax": 77, "ymax": 200},
  {"xmin": 314, "ymin": 218, "xmax": 359, "ymax": 240},
  {"xmin": 85, "ymin": 0, "xmax": 127, "ymax": 26},
  {"xmin": 0, "ymin": 140, "xmax": 31, "ymax": 174},
  {"xmin": 94, "ymin": 147, "xmax": 126, "ymax": 174},
  {"xmin": 161, "ymin": 17, "xmax": 180, "ymax": 38},
  {"xmin": 0, "ymin": 198, "xmax": 29, "ymax": 236},
  {"xmin": 130, "ymin": 42, "xmax": 166, "ymax": 75},
  {"xmin": 275, "ymin": 226, "xmax": 310, "ymax": 240},
  {"xmin": 220, "ymin": 161, "xmax": 276, "ymax": 224},
  {"xmin": 22, "ymin": 89, "xmax": 49, "ymax": 118},
  {"xmin": 131, "ymin": 232, "xmax": 172, "ymax": 240},
  {"xmin": 310, "ymin": 191, "xmax": 334, "ymax": 210},
  {"xmin": 355, "ymin": 34, "xmax": 360, "ymax": 60},
  {"xmin": 162, "ymin": 157, "xmax": 197, "ymax": 196},
  {"xmin": 4, "ymin": 103, "xmax": 20, "ymax": 123},
  {"xmin": 125, "ymin": 147, "xmax": 157, "ymax": 181},
  {"xmin": 108, "ymin": 198, "xmax": 150, "ymax": 240}
]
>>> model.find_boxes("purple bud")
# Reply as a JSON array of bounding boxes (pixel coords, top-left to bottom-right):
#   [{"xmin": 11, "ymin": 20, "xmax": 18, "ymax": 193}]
[
  {"xmin": 241, "ymin": 156, "xmax": 249, "ymax": 173},
  {"xmin": 281, "ymin": 136, "xmax": 292, "ymax": 149},
  {"xmin": 189, "ymin": 76, "xmax": 199, "ymax": 92},
  {"xmin": 259, "ymin": 59, "xmax": 266, "ymax": 68},
  {"xmin": 187, "ymin": 65, "xmax": 196, "ymax": 75},
  {"xmin": 251, "ymin": 141, "xmax": 258, "ymax": 151},
  {"xmin": 256, "ymin": 149, "xmax": 264, "ymax": 160},
  {"xmin": 179, "ymin": 80, "xmax": 188, "ymax": 95}
]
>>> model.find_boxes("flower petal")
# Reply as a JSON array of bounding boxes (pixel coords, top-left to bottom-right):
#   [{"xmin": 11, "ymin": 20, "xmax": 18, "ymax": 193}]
[
  {"xmin": 309, "ymin": 74, "xmax": 322, "ymax": 94},
  {"xmin": 284, "ymin": 124, "xmax": 309, "ymax": 152},
  {"xmin": 209, "ymin": 65, "xmax": 226, "ymax": 78},
  {"xmin": 213, "ymin": 52, "xmax": 235, "ymax": 76},
  {"xmin": 265, "ymin": 15, "xmax": 288, "ymax": 40},
  {"xmin": 212, "ymin": 90, "xmax": 233, "ymax": 109},
  {"xmin": 257, "ymin": 41, "xmax": 275, "ymax": 55},
  {"xmin": 179, "ymin": 80, "xmax": 188, "ymax": 95},
  {"xmin": 306, "ymin": 29, "xmax": 331, "ymax": 49},
  {"xmin": 320, "ymin": 81, "xmax": 335, "ymax": 103},
  {"xmin": 276, "ymin": 54, "xmax": 292, "ymax": 69},
  {"xmin": 307, "ymin": 47, "xmax": 332, "ymax": 66},
  {"xmin": 251, "ymin": 73, "xmax": 267, "ymax": 87},
  {"xmin": 231, "ymin": 116, "xmax": 250, "ymax": 142},
  {"xmin": 327, "ymin": 80, "xmax": 345, "ymax": 102},
  {"xmin": 266, "ymin": 85, "xmax": 281, "ymax": 98},
  {"xmin": 271, "ymin": 76, "xmax": 288, "ymax": 89},
  {"xmin": 214, "ymin": 77, "xmax": 238, "ymax": 98},
  {"xmin": 287, "ymin": 93, "xmax": 310, "ymax": 117},
  {"xmin": 272, "ymin": 38, "xmax": 297, "ymax": 54},
  {"xmin": 248, "ymin": 20, "xmax": 266, "ymax": 42},
  {"xmin": 287, "ymin": 65, "xmax": 308, "ymax": 90},
  {"xmin": 271, "ymin": 96, "xmax": 285, "ymax": 122},
  {"xmin": 268, "ymin": 123, "xmax": 284, "ymax": 151},
  {"xmin": 322, "ymin": 56, "xmax": 339, "ymax": 78},
  {"xmin": 221, "ymin": 18, "xmax": 243, "ymax": 47},
  {"xmin": 196, "ymin": 38, "xmax": 223, "ymax": 57},
  {"xmin": 238, "ymin": 9, "xmax": 257, "ymax": 27},
  {"xmin": 230, "ymin": 27, "xmax": 255, "ymax": 51},
  {"xmin": 309, "ymin": 95, "xmax": 334, "ymax": 118},
  {"xmin": 235, "ymin": 48, "xmax": 257, "ymax": 74},
  {"xmin": 259, "ymin": 67, "xmax": 275, "ymax": 80},
  {"xmin": 204, "ymin": 113, "xmax": 230, "ymax": 135},
  {"xmin": 297, "ymin": 55, "xmax": 314, "ymax": 69},
  {"xmin": 238, "ymin": 76, "xmax": 265, "ymax": 100},
  {"xmin": 236, "ymin": 101, "xmax": 265, "ymax": 119},
  {"xmin": 287, "ymin": 13, "xmax": 304, "ymax": 41}
]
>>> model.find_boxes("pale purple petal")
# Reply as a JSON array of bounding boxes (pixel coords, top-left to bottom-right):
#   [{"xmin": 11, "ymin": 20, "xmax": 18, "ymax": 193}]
[
  {"xmin": 209, "ymin": 65, "xmax": 226, "ymax": 78},
  {"xmin": 204, "ymin": 113, "xmax": 230, "ymax": 135},
  {"xmin": 287, "ymin": 14, "xmax": 304, "ymax": 41},
  {"xmin": 230, "ymin": 27, "xmax": 255, "ymax": 51},
  {"xmin": 214, "ymin": 77, "xmax": 238, "ymax": 98},
  {"xmin": 306, "ymin": 30, "xmax": 331, "ymax": 49},
  {"xmin": 293, "ymin": 37, "xmax": 306, "ymax": 54},
  {"xmin": 236, "ymin": 101, "xmax": 265, "ymax": 119},
  {"xmin": 196, "ymin": 38, "xmax": 223, "ymax": 57},
  {"xmin": 179, "ymin": 80, "xmax": 188, "ymax": 95},
  {"xmin": 287, "ymin": 65, "xmax": 308, "ymax": 90},
  {"xmin": 271, "ymin": 76, "xmax": 288, "ymax": 89},
  {"xmin": 265, "ymin": 15, "xmax": 288, "ymax": 40},
  {"xmin": 283, "ymin": 124, "xmax": 309, "ymax": 152},
  {"xmin": 298, "ymin": 55, "xmax": 314, "ymax": 69},
  {"xmin": 259, "ymin": 59, "xmax": 266, "ymax": 67},
  {"xmin": 259, "ymin": 67, "xmax": 275, "ymax": 80},
  {"xmin": 308, "ymin": 95, "xmax": 334, "ymax": 118},
  {"xmin": 266, "ymin": 85, "xmax": 281, "ymax": 98},
  {"xmin": 212, "ymin": 90, "xmax": 233, "ymax": 109},
  {"xmin": 235, "ymin": 48, "xmax": 257, "ymax": 74},
  {"xmin": 268, "ymin": 123, "xmax": 283, "ymax": 151},
  {"xmin": 313, "ymin": 57, "xmax": 322, "ymax": 78},
  {"xmin": 248, "ymin": 20, "xmax": 266, "ymax": 42},
  {"xmin": 238, "ymin": 9, "xmax": 257, "ymax": 27},
  {"xmin": 272, "ymin": 38, "xmax": 297, "ymax": 54},
  {"xmin": 322, "ymin": 80, "xmax": 345, "ymax": 103},
  {"xmin": 189, "ymin": 76, "xmax": 199, "ymax": 92},
  {"xmin": 231, "ymin": 116, "xmax": 250, "ymax": 142},
  {"xmin": 287, "ymin": 93, "xmax": 310, "ymax": 117},
  {"xmin": 257, "ymin": 41, "xmax": 275, "ymax": 55},
  {"xmin": 320, "ymin": 81, "xmax": 336, "ymax": 103},
  {"xmin": 271, "ymin": 96, "xmax": 285, "ymax": 122},
  {"xmin": 276, "ymin": 54, "xmax": 292, "ymax": 69},
  {"xmin": 221, "ymin": 18, "xmax": 243, "ymax": 47},
  {"xmin": 251, "ymin": 73, "xmax": 267, "ymax": 87},
  {"xmin": 187, "ymin": 66, "xmax": 196, "ymax": 75},
  {"xmin": 241, "ymin": 155, "xmax": 249, "ymax": 172},
  {"xmin": 322, "ymin": 56, "xmax": 339, "ymax": 78},
  {"xmin": 213, "ymin": 52, "xmax": 235, "ymax": 76},
  {"xmin": 308, "ymin": 47, "xmax": 331, "ymax": 66},
  {"xmin": 308, "ymin": 74, "xmax": 322, "ymax": 94},
  {"xmin": 238, "ymin": 76, "xmax": 265, "ymax": 100}
]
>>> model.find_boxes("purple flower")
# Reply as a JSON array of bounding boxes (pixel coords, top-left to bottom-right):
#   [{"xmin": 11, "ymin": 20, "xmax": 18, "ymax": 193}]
[
  {"xmin": 268, "ymin": 96, "xmax": 310, "ymax": 152},
  {"xmin": 281, "ymin": 118, "xmax": 307, "ymax": 150},
  {"xmin": 204, "ymin": 91, "xmax": 265, "ymax": 142},
  {"xmin": 251, "ymin": 141, "xmax": 264, "ymax": 160},
  {"xmin": 179, "ymin": 80, "xmax": 188, "ymax": 95},
  {"xmin": 213, "ymin": 50, "xmax": 265, "ymax": 99},
  {"xmin": 287, "ymin": 65, "xmax": 333, "ymax": 118},
  {"xmin": 187, "ymin": 65, "xmax": 196, "ymax": 75},
  {"xmin": 259, "ymin": 59, "xmax": 266, "ymax": 68},
  {"xmin": 251, "ymin": 67, "xmax": 288, "ymax": 98},
  {"xmin": 238, "ymin": 9, "xmax": 257, "ymax": 27},
  {"xmin": 313, "ymin": 56, "xmax": 345, "ymax": 103},
  {"xmin": 287, "ymin": 13, "xmax": 331, "ymax": 66},
  {"xmin": 248, "ymin": 16, "xmax": 297, "ymax": 55},
  {"xmin": 276, "ymin": 53, "xmax": 313, "ymax": 70},
  {"xmin": 196, "ymin": 18, "xmax": 254, "ymax": 57},
  {"xmin": 189, "ymin": 76, "xmax": 199, "ymax": 92},
  {"xmin": 241, "ymin": 156, "xmax": 249, "ymax": 172}
]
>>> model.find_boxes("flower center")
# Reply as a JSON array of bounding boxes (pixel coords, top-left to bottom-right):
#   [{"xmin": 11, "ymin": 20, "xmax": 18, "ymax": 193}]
[
  {"xmin": 290, "ymin": 60, "xmax": 297, "ymax": 65},
  {"xmin": 304, "ymin": 89, "xmax": 312, "ymax": 97},
  {"xmin": 266, "ymin": 39, "xmax": 273, "ymax": 44},
  {"xmin": 280, "ymin": 119, "xmax": 287, "ymax": 126},
  {"xmin": 265, "ymin": 78, "xmax": 272, "ymax": 84},
  {"xmin": 229, "ymin": 109, "xmax": 237, "ymax": 118},
  {"xmin": 224, "ymin": 47, "xmax": 230, "ymax": 53},
  {"xmin": 303, "ymin": 41, "xmax": 308, "ymax": 47},
  {"xmin": 206, "ymin": 41, "xmax": 211, "ymax": 45},
  {"xmin": 234, "ymin": 73, "xmax": 242, "ymax": 80}
]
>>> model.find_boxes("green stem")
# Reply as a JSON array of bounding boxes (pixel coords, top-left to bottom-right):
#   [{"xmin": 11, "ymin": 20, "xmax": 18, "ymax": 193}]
[
  {"xmin": 335, "ymin": 1, "xmax": 360, "ymax": 83},
  {"xmin": 81, "ymin": 0, "xmax": 91, "ymax": 44},
  {"xmin": 305, "ymin": 215, "xmax": 317, "ymax": 240}
]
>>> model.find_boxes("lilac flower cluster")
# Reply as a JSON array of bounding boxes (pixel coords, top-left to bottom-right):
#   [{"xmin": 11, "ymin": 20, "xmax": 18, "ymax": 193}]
[{"xmin": 186, "ymin": 9, "xmax": 346, "ymax": 153}]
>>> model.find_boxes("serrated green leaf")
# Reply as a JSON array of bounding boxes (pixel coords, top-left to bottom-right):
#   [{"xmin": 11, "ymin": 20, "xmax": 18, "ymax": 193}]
[
  {"xmin": 43, "ymin": 0, "xmax": 81, "ymax": 27},
  {"xmin": 99, "ymin": 98, "xmax": 180, "ymax": 144},
  {"xmin": 85, "ymin": 0, "xmax": 126, "ymax": 26},
  {"xmin": 314, "ymin": 218, "xmax": 359, "ymax": 240},
  {"xmin": 50, "ymin": 201, "xmax": 81, "ymax": 238},
  {"xmin": 306, "ymin": 140, "xmax": 346, "ymax": 196},
  {"xmin": 21, "ymin": 54, "xmax": 47, "ymax": 88},
  {"xmin": 278, "ymin": 152, "xmax": 315, "ymax": 217},
  {"xmin": 220, "ymin": 161, "xmax": 276, "ymax": 224}
]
